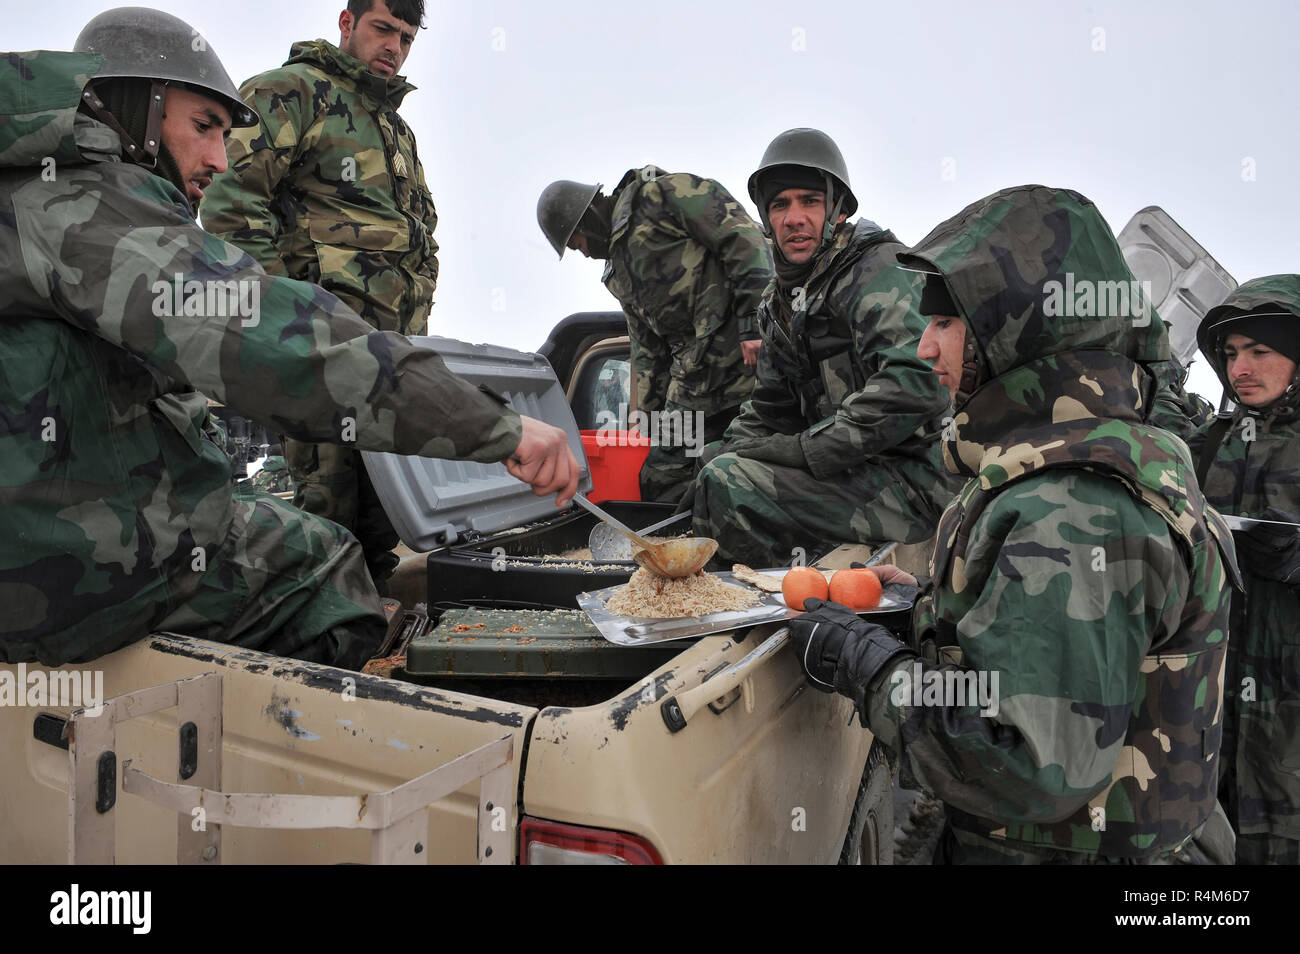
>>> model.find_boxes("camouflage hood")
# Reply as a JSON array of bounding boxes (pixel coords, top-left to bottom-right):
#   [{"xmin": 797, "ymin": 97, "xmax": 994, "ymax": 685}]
[
  {"xmin": 1196, "ymin": 274, "xmax": 1300, "ymax": 417},
  {"xmin": 898, "ymin": 185, "xmax": 1169, "ymax": 478},
  {"xmin": 0, "ymin": 50, "xmax": 120, "ymax": 168},
  {"xmin": 284, "ymin": 40, "xmax": 415, "ymax": 108}
]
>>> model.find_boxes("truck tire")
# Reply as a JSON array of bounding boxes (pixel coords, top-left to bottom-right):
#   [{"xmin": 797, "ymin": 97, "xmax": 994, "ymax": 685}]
[{"xmin": 839, "ymin": 741, "xmax": 894, "ymax": 865}]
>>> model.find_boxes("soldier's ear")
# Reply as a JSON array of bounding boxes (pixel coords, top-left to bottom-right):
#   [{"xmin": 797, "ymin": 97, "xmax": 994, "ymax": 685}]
[{"xmin": 339, "ymin": 10, "xmax": 355, "ymax": 42}]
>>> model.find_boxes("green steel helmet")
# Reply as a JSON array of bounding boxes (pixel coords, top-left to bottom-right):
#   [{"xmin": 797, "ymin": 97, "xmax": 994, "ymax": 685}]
[
  {"xmin": 74, "ymin": 6, "xmax": 257, "ymax": 128},
  {"xmin": 748, "ymin": 128, "xmax": 858, "ymax": 236},
  {"xmin": 537, "ymin": 180, "xmax": 602, "ymax": 259}
]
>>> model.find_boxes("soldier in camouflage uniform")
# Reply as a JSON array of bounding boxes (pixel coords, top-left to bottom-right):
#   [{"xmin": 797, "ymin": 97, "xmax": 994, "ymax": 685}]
[
  {"xmin": 0, "ymin": 10, "xmax": 577, "ymax": 669},
  {"xmin": 691, "ymin": 129, "xmax": 957, "ymax": 568},
  {"xmin": 536, "ymin": 169, "xmax": 773, "ymax": 502},
  {"xmin": 202, "ymin": 0, "xmax": 439, "ymax": 590},
  {"xmin": 1149, "ymin": 356, "xmax": 1217, "ymax": 451},
  {"xmin": 1195, "ymin": 276, "xmax": 1300, "ymax": 864},
  {"xmin": 790, "ymin": 185, "xmax": 1238, "ymax": 864}
]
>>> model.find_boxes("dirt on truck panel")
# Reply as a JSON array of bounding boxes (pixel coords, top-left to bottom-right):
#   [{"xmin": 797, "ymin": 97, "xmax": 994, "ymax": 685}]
[{"xmin": 147, "ymin": 635, "xmax": 529, "ymax": 727}]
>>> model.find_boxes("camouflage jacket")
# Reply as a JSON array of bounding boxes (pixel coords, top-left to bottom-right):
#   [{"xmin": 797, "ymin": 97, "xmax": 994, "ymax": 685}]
[
  {"xmin": 865, "ymin": 186, "xmax": 1237, "ymax": 860},
  {"xmin": 0, "ymin": 51, "xmax": 519, "ymax": 664},
  {"xmin": 603, "ymin": 166, "xmax": 773, "ymax": 415},
  {"xmin": 202, "ymin": 40, "xmax": 438, "ymax": 335},
  {"xmin": 1194, "ymin": 275, "xmax": 1300, "ymax": 841},
  {"xmin": 726, "ymin": 219, "xmax": 952, "ymax": 480}
]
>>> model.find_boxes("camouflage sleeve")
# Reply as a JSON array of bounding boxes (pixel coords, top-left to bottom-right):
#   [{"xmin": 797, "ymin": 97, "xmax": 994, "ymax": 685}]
[
  {"xmin": 656, "ymin": 174, "xmax": 774, "ymax": 339},
  {"xmin": 13, "ymin": 165, "xmax": 521, "ymax": 462},
  {"xmin": 799, "ymin": 261, "xmax": 949, "ymax": 479},
  {"xmin": 200, "ymin": 73, "xmax": 313, "ymax": 275},
  {"xmin": 626, "ymin": 303, "xmax": 669, "ymax": 416},
  {"xmin": 864, "ymin": 471, "xmax": 1188, "ymax": 824}
]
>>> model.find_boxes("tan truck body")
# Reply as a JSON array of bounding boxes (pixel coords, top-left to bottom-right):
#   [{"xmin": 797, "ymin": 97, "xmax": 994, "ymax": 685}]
[
  {"xmin": 1, "ymin": 618, "xmax": 875, "ymax": 864},
  {"xmin": 1, "ymin": 323, "xmax": 910, "ymax": 865}
]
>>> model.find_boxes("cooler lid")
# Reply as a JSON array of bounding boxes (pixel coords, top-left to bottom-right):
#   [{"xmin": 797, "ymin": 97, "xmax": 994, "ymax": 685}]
[
  {"xmin": 362, "ymin": 335, "xmax": 592, "ymax": 549},
  {"xmin": 1117, "ymin": 207, "xmax": 1237, "ymax": 367}
]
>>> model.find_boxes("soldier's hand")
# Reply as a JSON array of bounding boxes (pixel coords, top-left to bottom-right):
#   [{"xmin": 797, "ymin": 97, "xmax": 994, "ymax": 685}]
[
  {"xmin": 1235, "ymin": 507, "xmax": 1300, "ymax": 585},
  {"xmin": 741, "ymin": 339, "xmax": 762, "ymax": 367},
  {"xmin": 508, "ymin": 416, "xmax": 579, "ymax": 508},
  {"xmin": 787, "ymin": 597, "xmax": 914, "ymax": 724},
  {"xmin": 866, "ymin": 564, "xmax": 918, "ymax": 588}
]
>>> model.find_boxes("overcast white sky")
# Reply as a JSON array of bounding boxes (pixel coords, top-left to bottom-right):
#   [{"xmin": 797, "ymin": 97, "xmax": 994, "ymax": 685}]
[{"xmin": 18, "ymin": 0, "xmax": 1300, "ymax": 405}]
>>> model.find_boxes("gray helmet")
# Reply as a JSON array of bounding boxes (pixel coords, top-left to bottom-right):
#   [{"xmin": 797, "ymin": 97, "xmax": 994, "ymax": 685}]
[
  {"xmin": 74, "ymin": 7, "xmax": 257, "ymax": 128},
  {"xmin": 537, "ymin": 180, "xmax": 601, "ymax": 259},
  {"xmin": 748, "ymin": 128, "xmax": 857, "ymax": 236}
]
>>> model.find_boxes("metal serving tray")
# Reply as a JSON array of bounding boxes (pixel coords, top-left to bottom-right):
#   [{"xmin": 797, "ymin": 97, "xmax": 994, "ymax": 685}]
[{"xmin": 577, "ymin": 571, "xmax": 914, "ymax": 647}]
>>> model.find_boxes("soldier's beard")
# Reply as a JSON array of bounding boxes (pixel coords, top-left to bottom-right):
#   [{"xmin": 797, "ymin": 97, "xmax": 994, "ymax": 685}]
[{"xmin": 88, "ymin": 78, "xmax": 191, "ymax": 215}]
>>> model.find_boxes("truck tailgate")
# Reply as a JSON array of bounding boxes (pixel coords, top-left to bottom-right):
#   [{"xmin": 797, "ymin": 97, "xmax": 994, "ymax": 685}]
[
  {"xmin": 522, "ymin": 623, "xmax": 874, "ymax": 863},
  {"xmin": 0, "ymin": 635, "xmax": 535, "ymax": 864}
]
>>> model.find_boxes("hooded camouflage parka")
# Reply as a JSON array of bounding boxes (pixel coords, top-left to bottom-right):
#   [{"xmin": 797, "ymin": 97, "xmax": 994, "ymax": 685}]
[
  {"xmin": 0, "ymin": 51, "xmax": 519, "ymax": 666},
  {"xmin": 202, "ymin": 40, "xmax": 439, "ymax": 336},
  {"xmin": 1194, "ymin": 275, "xmax": 1300, "ymax": 862},
  {"xmin": 866, "ymin": 185, "xmax": 1238, "ymax": 862}
]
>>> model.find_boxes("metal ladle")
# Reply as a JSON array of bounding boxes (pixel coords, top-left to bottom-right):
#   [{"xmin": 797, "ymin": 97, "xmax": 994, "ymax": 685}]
[
  {"xmin": 572, "ymin": 494, "xmax": 717, "ymax": 578},
  {"xmin": 588, "ymin": 509, "xmax": 691, "ymax": 561}
]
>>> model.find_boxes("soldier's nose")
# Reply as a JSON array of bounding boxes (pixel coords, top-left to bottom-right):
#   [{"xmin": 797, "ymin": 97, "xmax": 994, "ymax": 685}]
[
  {"xmin": 208, "ymin": 144, "xmax": 228, "ymax": 174},
  {"xmin": 918, "ymin": 326, "xmax": 938, "ymax": 359}
]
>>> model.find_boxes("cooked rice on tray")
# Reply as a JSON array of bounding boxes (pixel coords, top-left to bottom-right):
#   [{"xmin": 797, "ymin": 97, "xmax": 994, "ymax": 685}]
[{"xmin": 606, "ymin": 567, "xmax": 760, "ymax": 619}]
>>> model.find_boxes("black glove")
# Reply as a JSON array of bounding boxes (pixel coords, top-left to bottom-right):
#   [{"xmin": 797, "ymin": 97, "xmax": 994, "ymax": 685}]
[
  {"xmin": 726, "ymin": 434, "xmax": 806, "ymax": 469},
  {"xmin": 788, "ymin": 598, "xmax": 915, "ymax": 725},
  {"xmin": 1234, "ymin": 507, "xmax": 1300, "ymax": 585}
]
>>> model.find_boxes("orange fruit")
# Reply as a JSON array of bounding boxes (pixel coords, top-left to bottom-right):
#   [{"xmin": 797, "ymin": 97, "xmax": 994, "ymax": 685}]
[
  {"xmin": 782, "ymin": 566, "xmax": 829, "ymax": 610},
  {"xmin": 829, "ymin": 568, "xmax": 883, "ymax": 610}
]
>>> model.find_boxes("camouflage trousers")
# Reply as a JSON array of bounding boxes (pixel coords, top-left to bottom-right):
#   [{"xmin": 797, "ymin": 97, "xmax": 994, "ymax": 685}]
[
  {"xmin": 936, "ymin": 803, "xmax": 1236, "ymax": 864},
  {"xmin": 1219, "ymin": 761, "xmax": 1300, "ymax": 864},
  {"xmin": 280, "ymin": 285, "xmax": 405, "ymax": 590},
  {"xmin": 1235, "ymin": 833, "xmax": 1300, "ymax": 864},
  {"xmin": 283, "ymin": 437, "xmax": 400, "ymax": 590},
  {"xmin": 638, "ymin": 403, "xmax": 740, "ymax": 503},
  {"xmin": 692, "ymin": 446, "xmax": 956, "ymax": 567},
  {"xmin": 156, "ymin": 486, "xmax": 387, "ymax": 669}
]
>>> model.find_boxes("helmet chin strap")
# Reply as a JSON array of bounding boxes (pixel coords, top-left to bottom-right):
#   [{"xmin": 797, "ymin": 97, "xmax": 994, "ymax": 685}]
[
  {"xmin": 1272, "ymin": 369, "xmax": 1300, "ymax": 419},
  {"xmin": 955, "ymin": 334, "xmax": 984, "ymax": 406},
  {"xmin": 819, "ymin": 172, "xmax": 844, "ymax": 251},
  {"xmin": 81, "ymin": 80, "xmax": 167, "ymax": 167}
]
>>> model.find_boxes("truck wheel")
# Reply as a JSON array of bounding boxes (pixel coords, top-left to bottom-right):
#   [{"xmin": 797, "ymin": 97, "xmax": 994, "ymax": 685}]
[{"xmin": 839, "ymin": 741, "xmax": 894, "ymax": 865}]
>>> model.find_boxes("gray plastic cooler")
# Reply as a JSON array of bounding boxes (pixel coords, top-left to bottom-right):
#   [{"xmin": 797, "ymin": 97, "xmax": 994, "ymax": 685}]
[
  {"xmin": 1118, "ymin": 207, "xmax": 1236, "ymax": 368},
  {"xmin": 362, "ymin": 335, "xmax": 592, "ymax": 549}
]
